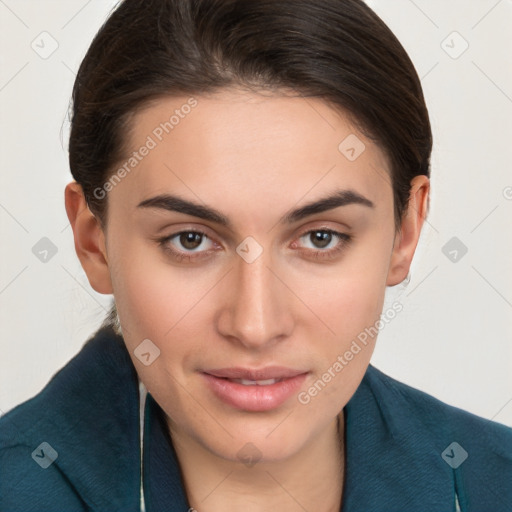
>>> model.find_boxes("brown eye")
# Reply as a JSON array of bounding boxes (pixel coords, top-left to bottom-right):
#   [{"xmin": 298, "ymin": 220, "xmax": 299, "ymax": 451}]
[
  {"xmin": 309, "ymin": 231, "xmax": 333, "ymax": 249},
  {"xmin": 299, "ymin": 229, "xmax": 349, "ymax": 251},
  {"xmin": 296, "ymin": 228, "xmax": 352, "ymax": 261},
  {"xmin": 179, "ymin": 232, "xmax": 204, "ymax": 250},
  {"xmin": 157, "ymin": 229, "xmax": 216, "ymax": 262}
]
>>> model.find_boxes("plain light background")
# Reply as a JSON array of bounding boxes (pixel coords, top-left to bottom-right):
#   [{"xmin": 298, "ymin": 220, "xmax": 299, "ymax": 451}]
[{"xmin": 0, "ymin": 0, "xmax": 511, "ymax": 427}]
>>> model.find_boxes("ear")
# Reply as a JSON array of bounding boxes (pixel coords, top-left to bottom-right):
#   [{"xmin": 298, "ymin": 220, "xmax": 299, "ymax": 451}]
[
  {"xmin": 386, "ymin": 175, "xmax": 430, "ymax": 286},
  {"xmin": 64, "ymin": 181, "xmax": 113, "ymax": 294}
]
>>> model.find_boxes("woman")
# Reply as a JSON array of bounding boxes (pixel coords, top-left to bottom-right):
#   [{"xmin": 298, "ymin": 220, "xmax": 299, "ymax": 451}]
[{"xmin": 1, "ymin": 0, "xmax": 511, "ymax": 511}]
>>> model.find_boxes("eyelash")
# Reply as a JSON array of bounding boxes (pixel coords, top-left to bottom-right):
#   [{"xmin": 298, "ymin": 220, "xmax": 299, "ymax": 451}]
[{"xmin": 156, "ymin": 228, "xmax": 352, "ymax": 263}]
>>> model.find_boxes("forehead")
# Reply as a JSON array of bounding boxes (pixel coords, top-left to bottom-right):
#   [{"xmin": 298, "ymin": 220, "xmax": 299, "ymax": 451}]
[{"xmin": 111, "ymin": 89, "xmax": 392, "ymax": 218}]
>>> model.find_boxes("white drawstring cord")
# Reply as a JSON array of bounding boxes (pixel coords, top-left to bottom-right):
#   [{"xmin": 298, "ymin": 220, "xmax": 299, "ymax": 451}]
[
  {"xmin": 455, "ymin": 490, "xmax": 462, "ymax": 511},
  {"xmin": 139, "ymin": 379, "xmax": 148, "ymax": 512},
  {"xmin": 113, "ymin": 319, "xmax": 147, "ymax": 511}
]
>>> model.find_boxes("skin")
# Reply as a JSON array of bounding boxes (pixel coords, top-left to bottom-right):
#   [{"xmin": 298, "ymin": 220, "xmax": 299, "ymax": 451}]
[{"xmin": 65, "ymin": 88, "xmax": 429, "ymax": 512}]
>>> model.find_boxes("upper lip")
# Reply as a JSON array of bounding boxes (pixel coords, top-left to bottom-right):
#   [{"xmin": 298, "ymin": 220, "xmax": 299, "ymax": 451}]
[{"xmin": 204, "ymin": 366, "xmax": 308, "ymax": 380}]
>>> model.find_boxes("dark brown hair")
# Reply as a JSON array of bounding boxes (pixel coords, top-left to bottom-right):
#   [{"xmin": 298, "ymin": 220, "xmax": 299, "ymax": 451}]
[
  {"xmin": 69, "ymin": 0, "xmax": 432, "ymax": 231},
  {"xmin": 68, "ymin": 0, "xmax": 432, "ymax": 330}
]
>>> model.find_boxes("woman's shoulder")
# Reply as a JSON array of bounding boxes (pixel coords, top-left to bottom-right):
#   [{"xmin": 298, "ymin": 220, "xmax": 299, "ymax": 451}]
[
  {"xmin": 0, "ymin": 325, "xmax": 137, "ymax": 442},
  {"xmin": 346, "ymin": 364, "xmax": 512, "ymax": 511},
  {"xmin": 364, "ymin": 363, "xmax": 512, "ymax": 444},
  {"xmin": 0, "ymin": 325, "xmax": 141, "ymax": 511}
]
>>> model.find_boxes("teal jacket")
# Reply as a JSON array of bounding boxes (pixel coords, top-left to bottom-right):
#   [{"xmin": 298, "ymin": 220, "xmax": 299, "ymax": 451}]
[{"xmin": 1, "ymin": 325, "xmax": 511, "ymax": 511}]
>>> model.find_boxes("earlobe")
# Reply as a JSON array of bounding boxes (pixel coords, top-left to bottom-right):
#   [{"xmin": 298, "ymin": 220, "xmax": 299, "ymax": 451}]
[
  {"xmin": 386, "ymin": 175, "xmax": 430, "ymax": 287},
  {"xmin": 64, "ymin": 182, "xmax": 113, "ymax": 294}
]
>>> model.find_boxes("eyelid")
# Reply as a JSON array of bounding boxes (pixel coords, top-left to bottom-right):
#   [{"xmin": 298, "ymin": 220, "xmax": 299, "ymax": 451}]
[{"xmin": 292, "ymin": 222, "xmax": 351, "ymax": 244}]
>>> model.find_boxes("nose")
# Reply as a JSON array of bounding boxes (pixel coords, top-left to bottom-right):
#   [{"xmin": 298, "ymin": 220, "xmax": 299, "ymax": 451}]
[{"xmin": 215, "ymin": 243, "xmax": 294, "ymax": 350}]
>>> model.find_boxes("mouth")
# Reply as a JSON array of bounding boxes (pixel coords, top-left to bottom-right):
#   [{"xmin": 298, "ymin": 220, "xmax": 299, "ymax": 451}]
[
  {"xmin": 226, "ymin": 377, "xmax": 283, "ymax": 386},
  {"xmin": 202, "ymin": 366, "xmax": 309, "ymax": 412}
]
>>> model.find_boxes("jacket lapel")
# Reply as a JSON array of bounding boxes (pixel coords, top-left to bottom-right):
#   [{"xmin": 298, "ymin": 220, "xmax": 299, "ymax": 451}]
[
  {"xmin": 341, "ymin": 365, "xmax": 456, "ymax": 511},
  {"xmin": 142, "ymin": 393, "xmax": 191, "ymax": 511}
]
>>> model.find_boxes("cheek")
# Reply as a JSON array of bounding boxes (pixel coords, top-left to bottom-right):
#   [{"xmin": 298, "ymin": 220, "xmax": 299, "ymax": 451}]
[
  {"xmin": 325, "ymin": 272, "xmax": 386, "ymax": 337},
  {"xmin": 299, "ymin": 244, "xmax": 391, "ymax": 342},
  {"xmin": 291, "ymin": 233, "xmax": 393, "ymax": 399},
  {"xmin": 109, "ymin": 237, "xmax": 194, "ymax": 331},
  {"xmin": 293, "ymin": 275, "xmax": 387, "ymax": 419}
]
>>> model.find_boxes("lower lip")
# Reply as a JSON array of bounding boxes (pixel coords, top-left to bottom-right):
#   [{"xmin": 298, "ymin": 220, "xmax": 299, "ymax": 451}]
[{"xmin": 202, "ymin": 373, "xmax": 308, "ymax": 412}]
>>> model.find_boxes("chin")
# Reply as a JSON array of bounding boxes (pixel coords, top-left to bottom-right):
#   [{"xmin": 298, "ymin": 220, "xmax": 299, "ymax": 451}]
[{"xmin": 199, "ymin": 417, "xmax": 318, "ymax": 465}]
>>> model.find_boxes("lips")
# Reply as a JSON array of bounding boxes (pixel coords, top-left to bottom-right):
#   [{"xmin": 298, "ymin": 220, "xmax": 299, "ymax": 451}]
[
  {"xmin": 230, "ymin": 378, "xmax": 280, "ymax": 386},
  {"xmin": 202, "ymin": 366, "xmax": 309, "ymax": 412},
  {"xmin": 205, "ymin": 366, "xmax": 306, "ymax": 381}
]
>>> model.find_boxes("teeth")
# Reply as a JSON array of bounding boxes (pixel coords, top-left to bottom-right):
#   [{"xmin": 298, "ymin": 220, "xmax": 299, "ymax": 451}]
[{"xmin": 231, "ymin": 378, "xmax": 280, "ymax": 386}]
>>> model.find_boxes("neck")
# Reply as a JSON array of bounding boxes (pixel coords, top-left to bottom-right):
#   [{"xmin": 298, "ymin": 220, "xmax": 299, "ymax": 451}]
[{"xmin": 167, "ymin": 411, "xmax": 345, "ymax": 512}]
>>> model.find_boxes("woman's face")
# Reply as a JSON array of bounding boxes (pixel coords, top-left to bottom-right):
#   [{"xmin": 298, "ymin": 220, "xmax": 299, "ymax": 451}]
[{"xmin": 96, "ymin": 88, "xmax": 413, "ymax": 463}]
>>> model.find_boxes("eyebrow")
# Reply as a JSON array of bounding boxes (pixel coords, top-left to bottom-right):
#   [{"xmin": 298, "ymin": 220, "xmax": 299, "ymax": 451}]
[{"xmin": 137, "ymin": 189, "xmax": 374, "ymax": 229}]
